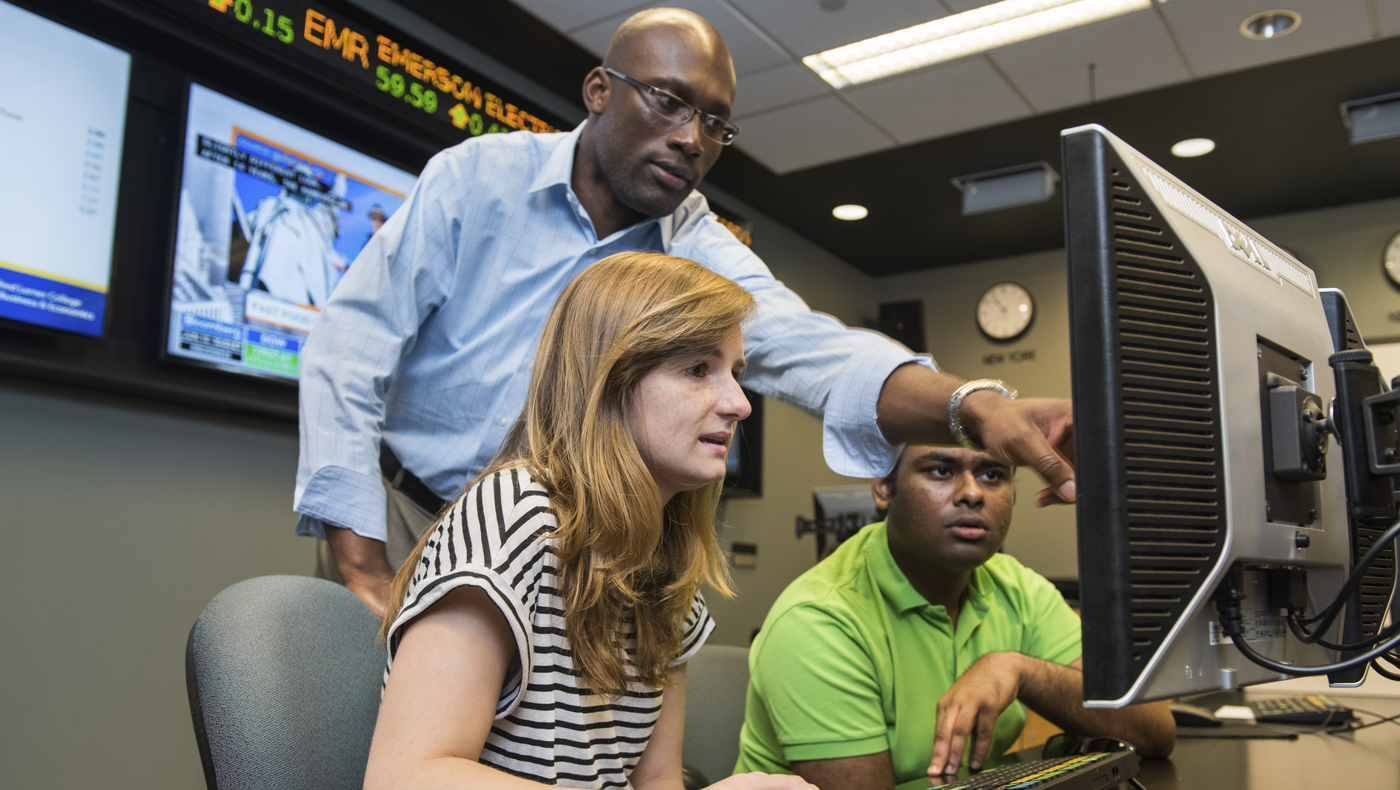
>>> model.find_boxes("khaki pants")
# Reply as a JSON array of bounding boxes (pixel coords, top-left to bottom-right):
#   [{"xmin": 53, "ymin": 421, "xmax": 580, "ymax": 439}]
[{"xmin": 314, "ymin": 476, "xmax": 439, "ymax": 582}]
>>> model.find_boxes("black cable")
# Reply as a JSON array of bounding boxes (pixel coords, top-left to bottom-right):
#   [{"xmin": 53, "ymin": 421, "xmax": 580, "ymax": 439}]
[
  {"xmin": 1289, "ymin": 611, "xmax": 1400, "ymax": 651},
  {"xmin": 1371, "ymin": 659, "xmax": 1400, "ymax": 681},
  {"xmin": 1277, "ymin": 707, "xmax": 1357, "ymax": 736},
  {"xmin": 1326, "ymin": 707, "xmax": 1400, "ymax": 734},
  {"xmin": 1297, "ymin": 519, "xmax": 1400, "ymax": 629},
  {"xmin": 1218, "ymin": 577, "xmax": 1400, "ymax": 675},
  {"xmin": 1229, "ymin": 623, "xmax": 1400, "ymax": 675}
]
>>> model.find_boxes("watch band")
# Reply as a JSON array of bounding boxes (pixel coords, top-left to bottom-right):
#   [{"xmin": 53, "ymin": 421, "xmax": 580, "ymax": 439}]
[{"xmin": 948, "ymin": 379, "xmax": 1018, "ymax": 452}]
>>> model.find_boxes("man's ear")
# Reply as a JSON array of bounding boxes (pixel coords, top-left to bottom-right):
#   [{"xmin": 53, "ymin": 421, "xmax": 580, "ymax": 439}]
[
  {"xmin": 581, "ymin": 66, "xmax": 611, "ymax": 115},
  {"xmin": 871, "ymin": 475, "xmax": 893, "ymax": 511}
]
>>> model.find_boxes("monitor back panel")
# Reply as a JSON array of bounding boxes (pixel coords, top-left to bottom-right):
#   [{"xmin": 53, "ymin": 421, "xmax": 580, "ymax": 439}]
[{"xmin": 1063, "ymin": 125, "xmax": 1350, "ymax": 706}]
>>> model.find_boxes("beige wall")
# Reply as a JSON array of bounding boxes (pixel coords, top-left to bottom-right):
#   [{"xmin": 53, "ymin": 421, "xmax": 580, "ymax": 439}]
[
  {"xmin": 871, "ymin": 248, "xmax": 1080, "ymax": 579},
  {"xmin": 0, "ymin": 376, "xmax": 304, "ymax": 790},
  {"xmin": 699, "ymin": 181, "xmax": 877, "ymax": 646}
]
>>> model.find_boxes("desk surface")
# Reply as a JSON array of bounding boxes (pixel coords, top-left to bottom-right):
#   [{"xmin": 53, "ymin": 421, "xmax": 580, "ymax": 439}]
[
  {"xmin": 892, "ymin": 694, "xmax": 1400, "ymax": 790},
  {"xmin": 1139, "ymin": 692, "xmax": 1400, "ymax": 790}
]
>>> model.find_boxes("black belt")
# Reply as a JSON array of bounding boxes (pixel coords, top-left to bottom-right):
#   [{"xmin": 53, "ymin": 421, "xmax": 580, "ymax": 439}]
[{"xmin": 380, "ymin": 445, "xmax": 448, "ymax": 515}]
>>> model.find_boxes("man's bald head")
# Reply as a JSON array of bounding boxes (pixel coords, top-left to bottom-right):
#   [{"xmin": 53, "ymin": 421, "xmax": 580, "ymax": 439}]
[
  {"xmin": 573, "ymin": 8, "xmax": 737, "ymax": 226},
  {"xmin": 603, "ymin": 8, "xmax": 734, "ymax": 89}
]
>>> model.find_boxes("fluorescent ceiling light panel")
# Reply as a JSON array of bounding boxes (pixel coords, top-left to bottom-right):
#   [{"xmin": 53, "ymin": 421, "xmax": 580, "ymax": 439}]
[{"xmin": 804, "ymin": 0, "xmax": 1153, "ymax": 89}]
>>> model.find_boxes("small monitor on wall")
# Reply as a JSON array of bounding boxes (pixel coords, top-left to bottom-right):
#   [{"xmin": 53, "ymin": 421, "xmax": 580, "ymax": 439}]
[
  {"xmin": 166, "ymin": 83, "xmax": 419, "ymax": 380},
  {"xmin": 0, "ymin": 0, "xmax": 130, "ymax": 338}
]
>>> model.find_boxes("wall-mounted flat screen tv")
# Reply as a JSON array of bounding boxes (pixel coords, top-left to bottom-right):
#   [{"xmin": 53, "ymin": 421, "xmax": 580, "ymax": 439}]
[
  {"xmin": 0, "ymin": 0, "xmax": 130, "ymax": 338},
  {"xmin": 167, "ymin": 83, "xmax": 418, "ymax": 380}
]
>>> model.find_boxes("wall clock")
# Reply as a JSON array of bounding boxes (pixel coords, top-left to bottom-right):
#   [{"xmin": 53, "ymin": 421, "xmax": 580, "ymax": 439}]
[
  {"xmin": 1384, "ymin": 230, "xmax": 1400, "ymax": 288},
  {"xmin": 976, "ymin": 282, "xmax": 1034, "ymax": 341}
]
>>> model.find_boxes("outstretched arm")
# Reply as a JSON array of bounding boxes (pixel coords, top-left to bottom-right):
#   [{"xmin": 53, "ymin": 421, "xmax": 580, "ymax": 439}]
[
  {"xmin": 927, "ymin": 653, "xmax": 1175, "ymax": 777},
  {"xmin": 875, "ymin": 364, "xmax": 1075, "ymax": 506},
  {"xmin": 1018, "ymin": 657, "xmax": 1174, "ymax": 757}
]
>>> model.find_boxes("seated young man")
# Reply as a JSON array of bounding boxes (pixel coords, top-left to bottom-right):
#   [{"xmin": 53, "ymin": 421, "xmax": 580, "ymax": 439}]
[{"xmin": 734, "ymin": 444, "xmax": 1175, "ymax": 790}]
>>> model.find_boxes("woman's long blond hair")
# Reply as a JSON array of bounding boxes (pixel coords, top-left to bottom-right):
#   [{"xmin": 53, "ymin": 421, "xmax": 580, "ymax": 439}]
[{"xmin": 382, "ymin": 252, "xmax": 753, "ymax": 696}]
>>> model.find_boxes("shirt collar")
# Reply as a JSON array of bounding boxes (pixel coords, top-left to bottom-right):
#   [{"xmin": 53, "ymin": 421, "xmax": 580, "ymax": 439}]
[
  {"xmin": 866, "ymin": 520, "xmax": 993, "ymax": 615},
  {"xmin": 526, "ymin": 120, "xmax": 682, "ymax": 250},
  {"xmin": 527, "ymin": 122, "xmax": 584, "ymax": 196}
]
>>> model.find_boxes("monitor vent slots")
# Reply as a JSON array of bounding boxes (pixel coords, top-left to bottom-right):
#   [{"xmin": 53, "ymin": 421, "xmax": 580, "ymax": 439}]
[
  {"xmin": 1112, "ymin": 171, "xmax": 1225, "ymax": 662},
  {"xmin": 1108, "ymin": 177, "xmax": 1220, "ymax": 661},
  {"xmin": 1354, "ymin": 524, "xmax": 1397, "ymax": 636},
  {"xmin": 1065, "ymin": 131, "xmax": 1229, "ymax": 701}
]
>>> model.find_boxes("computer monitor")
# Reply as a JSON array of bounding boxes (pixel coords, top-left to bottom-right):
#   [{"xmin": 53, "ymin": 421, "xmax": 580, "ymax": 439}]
[
  {"xmin": 165, "ymin": 83, "xmax": 419, "ymax": 380},
  {"xmin": 723, "ymin": 388, "xmax": 764, "ymax": 497},
  {"xmin": 0, "ymin": 0, "xmax": 130, "ymax": 337},
  {"xmin": 1062, "ymin": 124, "xmax": 1396, "ymax": 707}
]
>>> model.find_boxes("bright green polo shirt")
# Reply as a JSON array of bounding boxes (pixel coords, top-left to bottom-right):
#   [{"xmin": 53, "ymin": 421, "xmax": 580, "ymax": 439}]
[{"xmin": 735, "ymin": 521, "xmax": 1081, "ymax": 783}]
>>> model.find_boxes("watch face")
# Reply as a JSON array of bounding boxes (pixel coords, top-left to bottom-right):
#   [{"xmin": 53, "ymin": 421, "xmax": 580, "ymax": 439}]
[
  {"xmin": 977, "ymin": 282, "xmax": 1034, "ymax": 340},
  {"xmin": 1385, "ymin": 231, "xmax": 1400, "ymax": 287}
]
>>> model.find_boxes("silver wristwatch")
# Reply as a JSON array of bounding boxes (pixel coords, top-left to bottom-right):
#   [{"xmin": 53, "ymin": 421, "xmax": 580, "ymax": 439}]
[{"xmin": 948, "ymin": 379, "xmax": 1018, "ymax": 452}]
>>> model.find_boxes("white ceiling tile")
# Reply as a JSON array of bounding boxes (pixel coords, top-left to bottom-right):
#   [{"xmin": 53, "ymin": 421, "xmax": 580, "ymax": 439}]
[
  {"xmin": 568, "ymin": 0, "xmax": 790, "ymax": 75},
  {"xmin": 732, "ymin": 62, "xmax": 832, "ymax": 119},
  {"xmin": 990, "ymin": 9, "xmax": 1189, "ymax": 113},
  {"xmin": 1162, "ymin": 0, "xmax": 1374, "ymax": 77},
  {"xmin": 727, "ymin": 0, "xmax": 949, "ymax": 58},
  {"xmin": 1375, "ymin": 0, "xmax": 1400, "ymax": 36},
  {"xmin": 510, "ymin": 0, "xmax": 645, "ymax": 35},
  {"xmin": 842, "ymin": 56, "xmax": 1031, "ymax": 145},
  {"xmin": 732, "ymin": 95, "xmax": 895, "ymax": 173}
]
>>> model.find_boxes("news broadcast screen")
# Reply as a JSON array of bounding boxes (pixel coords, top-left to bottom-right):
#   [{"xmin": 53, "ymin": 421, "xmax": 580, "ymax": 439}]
[
  {"xmin": 0, "ymin": 0, "xmax": 130, "ymax": 337},
  {"xmin": 167, "ymin": 83, "xmax": 418, "ymax": 380}
]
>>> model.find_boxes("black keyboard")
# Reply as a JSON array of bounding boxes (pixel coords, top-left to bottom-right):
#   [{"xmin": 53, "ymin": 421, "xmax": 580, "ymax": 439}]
[
  {"xmin": 927, "ymin": 750, "xmax": 1139, "ymax": 790},
  {"xmin": 1248, "ymin": 694, "xmax": 1355, "ymax": 725}
]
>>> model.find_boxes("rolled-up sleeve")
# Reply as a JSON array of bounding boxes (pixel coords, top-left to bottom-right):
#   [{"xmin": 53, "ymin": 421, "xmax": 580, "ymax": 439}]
[{"xmin": 294, "ymin": 148, "xmax": 465, "ymax": 541}]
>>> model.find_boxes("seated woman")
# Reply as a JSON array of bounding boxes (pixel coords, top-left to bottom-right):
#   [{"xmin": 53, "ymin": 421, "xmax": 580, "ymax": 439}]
[{"xmin": 365, "ymin": 252, "xmax": 814, "ymax": 790}]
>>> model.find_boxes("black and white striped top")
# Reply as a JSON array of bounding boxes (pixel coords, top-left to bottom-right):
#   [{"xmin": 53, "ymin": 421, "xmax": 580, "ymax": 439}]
[{"xmin": 385, "ymin": 468, "xmax": 715, "ymax": 788}]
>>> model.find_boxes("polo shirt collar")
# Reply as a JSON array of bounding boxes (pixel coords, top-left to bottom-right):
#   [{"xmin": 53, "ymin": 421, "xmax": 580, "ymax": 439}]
[
  {"xmin": 526, "ymin": 120, "xmax": 677, "ymax": 250},
  {"xmin": 867, "ymin": 520, "xmax": 994, "ymax": 616}
]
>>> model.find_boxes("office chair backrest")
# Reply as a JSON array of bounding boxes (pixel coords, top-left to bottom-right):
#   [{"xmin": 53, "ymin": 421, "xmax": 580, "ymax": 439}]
[
  {"xmin": 186, "ymin": 575, "xmax": 385, "ymax": 790},
  {"xmin": 682, "ymin": 643, "xmax": 751, "ymax": 785}
]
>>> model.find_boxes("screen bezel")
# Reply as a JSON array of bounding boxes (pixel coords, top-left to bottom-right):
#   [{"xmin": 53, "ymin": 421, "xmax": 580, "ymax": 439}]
[{"xmin": 156, "ymin": 79, "xmax": 422, "ymax": 386}]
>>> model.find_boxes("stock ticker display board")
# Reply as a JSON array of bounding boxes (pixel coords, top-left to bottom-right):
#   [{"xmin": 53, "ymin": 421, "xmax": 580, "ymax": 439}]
[{"xmin": 149, "ymin": 0, "xmax": 563, "ymax": 144}]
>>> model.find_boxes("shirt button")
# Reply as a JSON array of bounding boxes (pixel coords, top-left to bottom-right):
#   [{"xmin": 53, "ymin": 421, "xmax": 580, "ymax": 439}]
[{"xmin": 499, "ymin": 418, "xmax": 509, "ymax": 426}]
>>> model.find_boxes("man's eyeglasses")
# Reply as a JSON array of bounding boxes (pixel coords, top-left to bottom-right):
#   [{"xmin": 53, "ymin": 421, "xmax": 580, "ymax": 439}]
[{"xmin": 604, "ymin": 68, "xmax": 740, "ymax": 146}]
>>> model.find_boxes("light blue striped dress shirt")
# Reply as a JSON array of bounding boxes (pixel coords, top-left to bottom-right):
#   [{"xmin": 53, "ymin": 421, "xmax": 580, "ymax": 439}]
[{"xmin": 295, "ymin": 123, "xmax": 932, "ymax": 542}]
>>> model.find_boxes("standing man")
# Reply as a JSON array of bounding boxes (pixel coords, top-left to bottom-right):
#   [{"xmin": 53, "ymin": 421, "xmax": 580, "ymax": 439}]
[
  {"xmin": 734, "ymin": 445, "xmax": 1175, "ymax": 789},
  {"xmin": 296, "ymin": 8, "xmax": 1076, "ymax": 616}
]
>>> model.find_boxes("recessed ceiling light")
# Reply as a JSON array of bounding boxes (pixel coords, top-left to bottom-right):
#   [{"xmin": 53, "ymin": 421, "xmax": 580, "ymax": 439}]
[
  {"xmin": 804, "ymin": 0, "xmax": 1153, "ymax": 89},
  {"xmin": 1241, "ymin": 10, "xmax": 1300, "ymax": 40},
  {"xmin": 832, "ymin": 204, "xmax": 868, "ymax": 220},
  {"xmin": 1171, "ymin": 138, "xmax": 1216, "ymax": 157}
]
